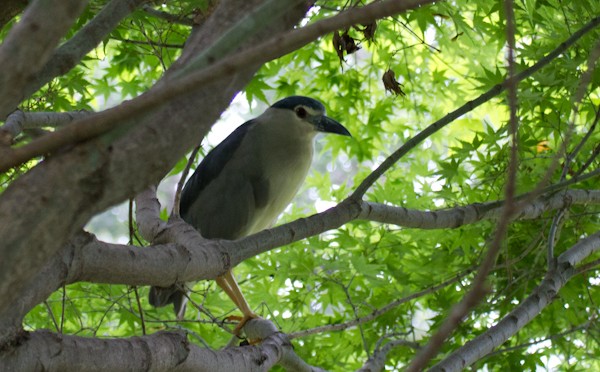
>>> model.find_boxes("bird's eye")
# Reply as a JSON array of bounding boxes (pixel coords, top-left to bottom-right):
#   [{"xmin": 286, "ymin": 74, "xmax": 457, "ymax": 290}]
[{"xmin": 295, "ymin": 107, "xmax": 307, "ymax": 119}]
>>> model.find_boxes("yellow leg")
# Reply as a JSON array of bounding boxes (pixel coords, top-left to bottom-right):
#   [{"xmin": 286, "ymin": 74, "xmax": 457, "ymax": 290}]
[{"xmin": 216, "ymin": 270, "xmax": 258, "ymax": 335}]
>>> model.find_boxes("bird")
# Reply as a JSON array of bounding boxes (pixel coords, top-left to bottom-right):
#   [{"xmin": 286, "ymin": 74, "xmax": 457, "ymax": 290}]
[{"xmin": 149, "ymin": 96, "xmax": 351, "ymax": 331}]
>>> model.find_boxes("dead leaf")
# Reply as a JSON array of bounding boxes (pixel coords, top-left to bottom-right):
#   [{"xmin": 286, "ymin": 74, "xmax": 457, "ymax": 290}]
[
  {"xmin": 333, "ymin": 31, "xmax": 345, "ymax": 63},
  {"xmin": 382, "ymin": 69, "xmax": 405, "ymax": 96},
  {"xmin": 360, "ymin": 21, "xmax": 377, "ymax": 42},
  {"xmin": 333, "ymin": 30, "xmax": 361, "ymax": 64},
  {"xmin": 341, "ymin": 30, "xmax": 360, "ymax": 55}
]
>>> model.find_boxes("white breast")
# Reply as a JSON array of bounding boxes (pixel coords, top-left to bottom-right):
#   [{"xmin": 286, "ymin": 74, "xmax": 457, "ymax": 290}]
[{"xmin": 240, "ymin": 111, "xmax": 316, "ymax": 235}]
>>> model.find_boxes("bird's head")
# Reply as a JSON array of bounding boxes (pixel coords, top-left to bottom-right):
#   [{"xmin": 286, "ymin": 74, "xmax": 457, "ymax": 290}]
[{"xmin": 269, "ymin": 96, "xmax": 351, "ymax": 137}]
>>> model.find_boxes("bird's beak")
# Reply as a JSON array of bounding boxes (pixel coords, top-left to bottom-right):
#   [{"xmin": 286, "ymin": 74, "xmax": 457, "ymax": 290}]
[{"xmin": 316, "ymin": 116, "xmax": 351, "ymax": 137}]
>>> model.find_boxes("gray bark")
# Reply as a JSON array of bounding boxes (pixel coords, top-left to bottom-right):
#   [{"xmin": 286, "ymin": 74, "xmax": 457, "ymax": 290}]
[
  {"xmin": 0, "ymin": 0, "xmax": 88, "ymax": 118},
  {"xmin": 21, "ymin": 0, "xmax": 148, "ymax": 107},
  {"xmin": 431, "ymin": 231, "xmax": 600, "ymax": 371},
  {"xmin": 2, "ymin": 188, "xmax": 598, "ymax": 344},
  {"xmin": 0, "ymin": 0, "xmax": 309, "ymax": 319},
  {"xmin": 2, "ymin": 319, "xmax": 303, "ymax": 372}
]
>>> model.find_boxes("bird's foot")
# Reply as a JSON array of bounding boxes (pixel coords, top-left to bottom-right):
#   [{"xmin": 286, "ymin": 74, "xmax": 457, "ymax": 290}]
[{"xmin": 229, "ymin": 312, "xmax": 259, "ymax": 339}]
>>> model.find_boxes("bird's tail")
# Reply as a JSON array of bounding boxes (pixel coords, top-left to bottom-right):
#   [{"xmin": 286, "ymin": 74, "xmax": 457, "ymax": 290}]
[{"xmin": 149, "ymin": 285, "xmax": 188, "ymax": 319}]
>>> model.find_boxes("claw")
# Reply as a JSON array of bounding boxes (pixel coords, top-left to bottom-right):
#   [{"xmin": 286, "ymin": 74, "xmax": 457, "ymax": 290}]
[{"xmin": 232, "ymin": 312, "xmax": 259, "ymax": 336}]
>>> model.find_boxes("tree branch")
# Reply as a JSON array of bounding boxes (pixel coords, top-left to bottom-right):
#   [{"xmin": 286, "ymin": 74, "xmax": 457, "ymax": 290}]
[
  {"xmin": 245, "ymin": 319, "xmax": 327, "ymax": 372},
  {"xmin": 17, "ymin": 0, "xmax": 148, "ymax": 117},
  {"xmin": 0, "ymin": 0, "xmax": 437, "ymax": 173},
  {"xmin": 358, "ymin": 338, "xmax": 420, "ymax": 372},
  {"xmin": 408, "ymin": 4, "xmax": 522, "ymax": 366},
  {"xmin": 1, "ymin": 319, "xmax": 312, "ymax": 371},
  {"xmin": 135, "ymin": 185, "xmax": 168, "ymax": 241},
  {"xmin": 3, "ymin": 189, "xmax": 599, "ymax": 344},
  {"xmin": 3, "ymin": 188, "xmax": 599, "ymax": 366},
  {"xmin": 431, "ymin": 230, "xmax": 600, "ymax": 371},
  {"xmin": 141, "ymin": 4, "xmax": 195, "ymax": 26},
  {"xmin": 0, "ymin": 110, "xmax": 93, "ymax": 144},
  {"xmin": 350, "ymin": 14, "xmax": 600, "ymax": 200},
  {"xmin": 547, "ymin": 41, "xmax": 600, "ymax": 269},
  {"xmin": 0, "ymin": 0, "xmax": 88, "ymax": 118},
  {"xmin": 0, "ymin": 0, "xmax": 309, "ymax": 318},
  {"xmin": 289, "ymin": 273, "xmax": 467, "ymax": 339},
  {"xmin": 362, "ymin": 189, "xmax": 600, "ymax": 228},
  {"xmin": 56, "ymin": 189, "xmax": 600, "ymax": 289},
  {"xmin": 483, "ymin": 319, "xmax": 595, "ymax": 359}
]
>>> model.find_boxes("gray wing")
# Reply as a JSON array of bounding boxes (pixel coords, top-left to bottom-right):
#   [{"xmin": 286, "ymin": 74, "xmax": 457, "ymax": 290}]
[
  {"xmin": 152, "ymin": 120, "xmax": 265, "ymax": 315},
  {"xmin": 180, "ymin": 119, "xmax": 268, "ymax": 240},
  {"xmin": 180, "ymin": 120, "xmax": 254, "ymax": 220}
]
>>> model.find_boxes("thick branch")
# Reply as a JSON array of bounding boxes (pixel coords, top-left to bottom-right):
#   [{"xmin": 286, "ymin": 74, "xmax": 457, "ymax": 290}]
[
  {"xmin": 0, "ymin": 0, "xmax": 309, "ymax": 317},
  {"xmin": 1, "ymin": 319, "xmax": 304, "ymax": 371},
  {"xmin": 69, "ymin": 190, "xmax": 600, "ymax": 285},
  {"xmin": 431, "ymin": 231, "xmax": 600, "ymax": 371},
  {"xmin": 362, "ymin": 189, "xmax": 600, "ymax": 228},
  {"xmin": 4, "ymin": 189, "xmax": 598, "ymax": 343},
  {"xmin": 245, "ymin": 319, "xmax": 327, "ymax": 372},
  {"xmin": 0, "ymin": 0, "xmax": 87, "ymax": 118},
  {"xmin": 0, "ymin": 0, "xmax": 146, "ymax": 120}
]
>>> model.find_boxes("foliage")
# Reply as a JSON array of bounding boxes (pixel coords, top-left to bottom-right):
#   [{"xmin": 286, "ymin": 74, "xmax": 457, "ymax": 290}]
[{"xmin": 5, "ymin": 0, "xmax": 600, "ymax": 370}]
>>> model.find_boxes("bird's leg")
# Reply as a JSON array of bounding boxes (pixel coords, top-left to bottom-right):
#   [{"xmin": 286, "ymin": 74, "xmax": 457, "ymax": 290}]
[{"xmin": 216, "ymin": 270, "xmax": 258, "ymax": 336}]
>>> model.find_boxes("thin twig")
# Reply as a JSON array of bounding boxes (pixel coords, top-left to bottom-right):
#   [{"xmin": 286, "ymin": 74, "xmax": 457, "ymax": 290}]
[
  {"xmin": 43, "ymin": 301, "xmax": 60, "ymax": 333},
  {"xmin": 569, "ymin": 104, "xmax": 600, "ymax": 170},
  {"xmin": 141, "ymin": 4, "xmax": 195, "ymax": 26},
  {"xmin": 342, "ymin": 276, "xmax": 371, "ymax": 357},
  {"xmin": 289, "ymin": 273, "xmax": 468, "ymax": 339},
  {"xmin": 60, "ymin": 284, "xmax": 66, "ymax": 334},
  {"xmin": 133, "ymin": 286, "xmax": 146, "ymax": 335},
  {"xmin": 573, "ymin": 102, "xmax": 600, "ymax": 176},
  {"xmin": 111, "ymin": 36, "xmax": 184, "ymax": 49},
  {"xmin": 484, "ymin": 319, "xmax": 594, "ymax": 358},
  {"xmin": 134, "ymin": 18, "xmax": 168, "ymax": 71},
  {"xmin": 128, "ymin": 199, "xmax": 147, "ymax": 335},
  {"xmin": 575, "ymin": 257, "xmax": 600, "ymax": 274},
  {"xmin": 547, "ymin": 209, "xmax": 566, "ymax": 269},
  {"xmin": 172, "ymin": 145, "xmax": 201, "ymax": 217},
  {"xmin": 577, "ymin": 143, "xmax": 600, "ymax": 175}
]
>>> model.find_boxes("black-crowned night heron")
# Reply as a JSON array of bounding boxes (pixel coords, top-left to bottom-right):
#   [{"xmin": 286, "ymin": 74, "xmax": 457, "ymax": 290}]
[{"xmin": 149, "ymin": 96, "xmax": 351, "ymax": 330}]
